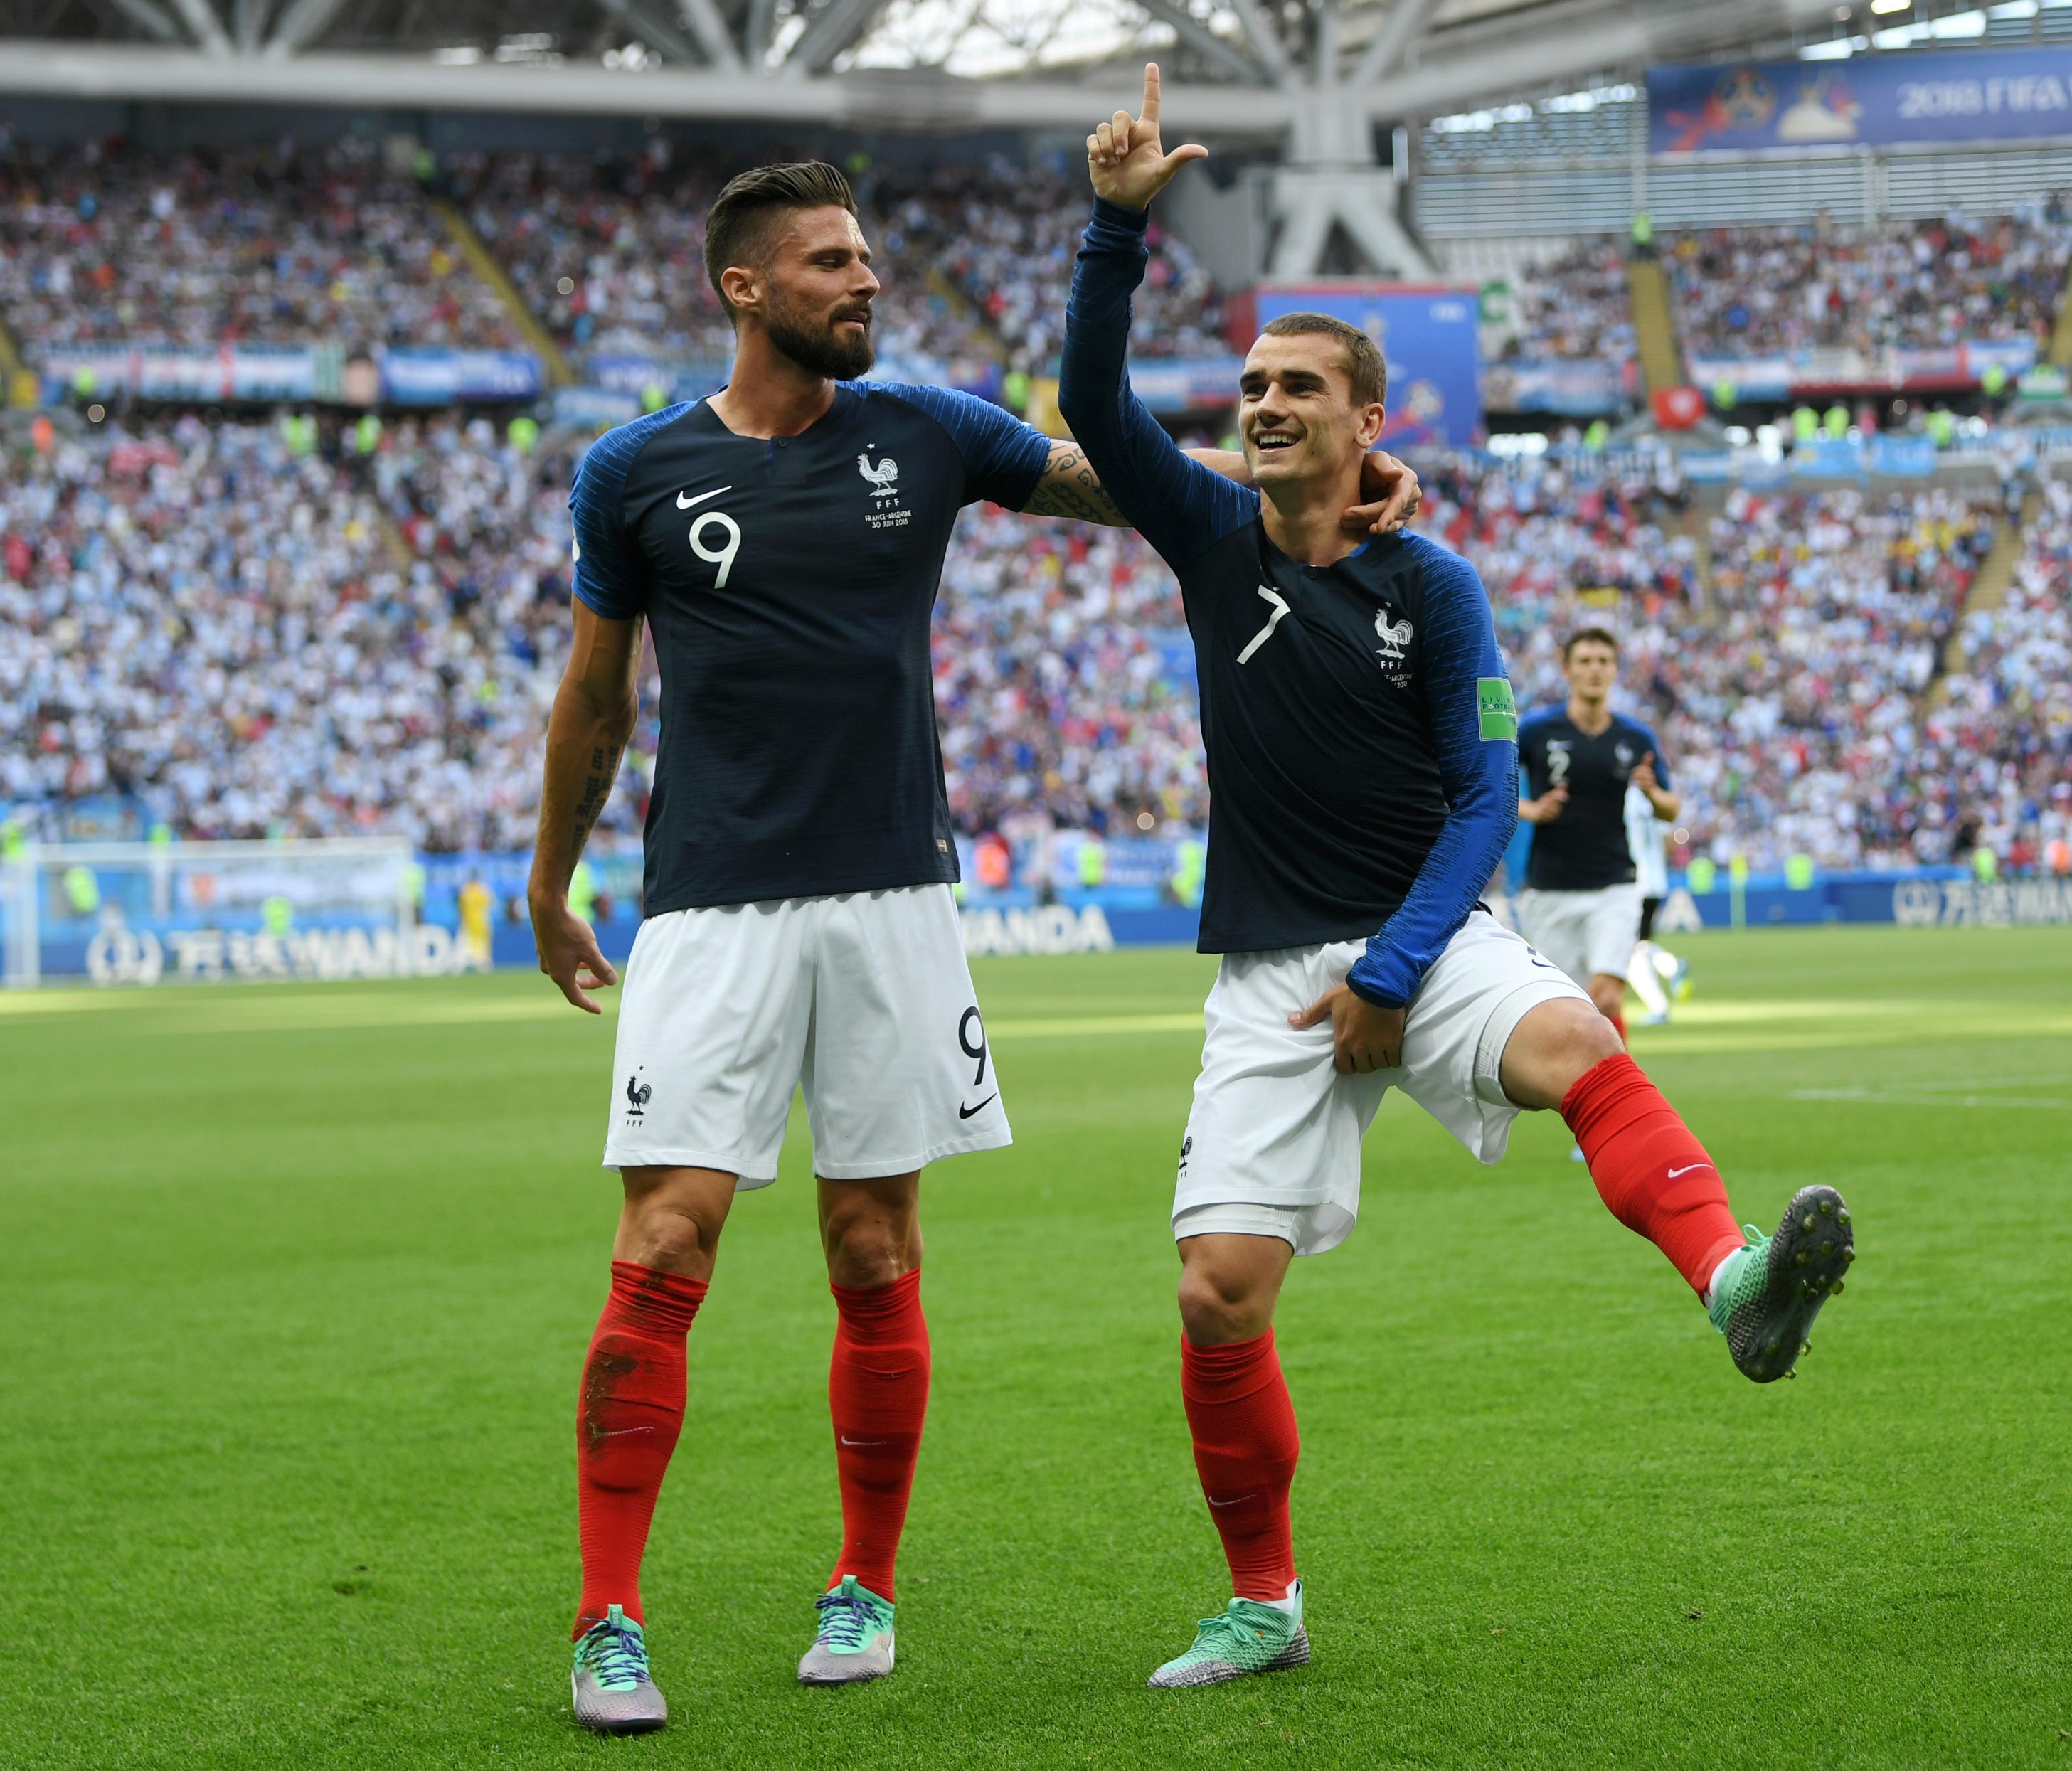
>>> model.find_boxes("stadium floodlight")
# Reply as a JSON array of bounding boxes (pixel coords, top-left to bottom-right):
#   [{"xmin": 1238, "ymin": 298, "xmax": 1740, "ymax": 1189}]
[{"xmin": 0, "ymin": 837, "xmax": 473, "ymax": 991}]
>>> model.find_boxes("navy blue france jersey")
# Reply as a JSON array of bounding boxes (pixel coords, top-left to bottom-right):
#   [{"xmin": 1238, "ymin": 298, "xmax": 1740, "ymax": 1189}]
[
  {"xmin": 1058, "ymin": 199, "xmax": 1519, "ymax": 1009},
  {"xmin": 570, "ymin": 384, "xmax": 1049, "ymax": 913},
  {"xmin": 1517, "ymin": 706, "xmax": 1669, "ymax": 890}
]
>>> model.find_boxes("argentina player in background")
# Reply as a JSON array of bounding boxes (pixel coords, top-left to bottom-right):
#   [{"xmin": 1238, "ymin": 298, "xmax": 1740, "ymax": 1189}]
[
  {"xmin": 1064, "ymin": 68, "xmax": 1858, "ymax": 1691},
  {"xmin": 525, "ymin": 159, "xmax": 1423, "ymax": 1732}
]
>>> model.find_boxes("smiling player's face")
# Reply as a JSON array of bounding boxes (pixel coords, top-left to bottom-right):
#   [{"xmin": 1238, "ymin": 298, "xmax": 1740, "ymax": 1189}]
[
  {"xmin": 1238, "ymin": 334, "xmax": 1384, "ymax": 490},
  {"xmin": 755, "ymin": 204, "xmax": 880, "ymax": 380}
]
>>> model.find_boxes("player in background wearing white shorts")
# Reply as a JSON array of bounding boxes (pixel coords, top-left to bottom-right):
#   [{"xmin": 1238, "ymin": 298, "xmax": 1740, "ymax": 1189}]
[
  {"xmin": 1625, "ymin": 781, "xmax": 1688, "ymax": 1025},
  {"xmin": 1516, "ymin": 628, "xmax": 1677, "ymax": 1046},
  {"xmin": 1063, "ymin": 69, "xmax": 1856, "ymax": 1691},
  {"xmin": 527, "ymin": 160, "xmax": 1423, "ymax": 1732}
]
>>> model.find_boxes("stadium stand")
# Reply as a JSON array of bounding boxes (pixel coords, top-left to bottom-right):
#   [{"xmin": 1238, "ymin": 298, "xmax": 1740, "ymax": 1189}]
[
  {"xmin": 1932, "ymin": 479, "xmax": 2072, "ymax": 868},
  {"xmin": 1666, "ymin": 209, "xmax": 2072, "ymax": 358},
  {"xmin": 0, "ymin": 138, "xmax": 522, "ymax": 350},
  {"xmin": 0, "ymin": 415, "xmax": 609, "ymax": 851},
  {"xmin": 933, "ymin": 505, "xmax": 1204, "ymax": 838},
  {"xmin": 1492, "ymin": 238, "xmax": 1637, "ymax": 366}
]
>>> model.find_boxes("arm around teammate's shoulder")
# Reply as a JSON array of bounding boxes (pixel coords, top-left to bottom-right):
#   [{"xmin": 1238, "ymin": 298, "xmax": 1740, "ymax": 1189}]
[{"xmin": 1347, "ymin": 544, "xmax": 1520, "ymax": 1009}]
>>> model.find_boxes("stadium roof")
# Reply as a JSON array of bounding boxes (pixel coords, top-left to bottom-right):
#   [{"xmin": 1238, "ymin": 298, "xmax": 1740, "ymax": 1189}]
[{"xmin": 0, "ymin": 0, "xmax": 1987, "ymax": 131}]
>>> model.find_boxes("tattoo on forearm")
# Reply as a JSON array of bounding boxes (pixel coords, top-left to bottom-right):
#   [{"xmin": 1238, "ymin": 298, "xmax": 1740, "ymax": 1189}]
[
  {"xmin": 570, "ymin": 743, "xmax": 623, "ymax": 849},
  {"xmin": 1025, "ymin": 444, "xmax": 1128, "ymax": 526}
]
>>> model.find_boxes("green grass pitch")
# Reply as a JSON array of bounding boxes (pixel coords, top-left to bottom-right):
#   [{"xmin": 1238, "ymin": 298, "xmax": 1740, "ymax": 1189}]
[{"xmin": 3, "ymin": 925, "xmax": 2069, "ymax": 1769}]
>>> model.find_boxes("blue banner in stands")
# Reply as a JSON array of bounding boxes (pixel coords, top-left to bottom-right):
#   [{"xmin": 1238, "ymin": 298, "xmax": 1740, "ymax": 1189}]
[
  {"xmin": 378, "ymin": 349, "xmax": 543, "ymax": 404},
  {"xmin": 1650, "ymin": 48, "xmax": 2072, "ymax": 153},
  {"xmin": 1249, "ymin": 285, "xmax": 1483, "ymax": 449}
]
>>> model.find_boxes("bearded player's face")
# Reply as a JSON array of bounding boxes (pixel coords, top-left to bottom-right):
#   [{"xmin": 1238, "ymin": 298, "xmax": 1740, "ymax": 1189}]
[{"xmin": 750, "ymin": 204, "xmax": 879, "ymax": 381}]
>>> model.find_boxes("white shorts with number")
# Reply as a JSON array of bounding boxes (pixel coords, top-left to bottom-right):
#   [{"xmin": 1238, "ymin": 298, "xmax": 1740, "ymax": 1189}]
[
  {"xmin": 1514, "ymin": 883, "xmax": 1644, "ymax": 988},
  {"xmin": 1171, "ymin": 910, "xmax": 1588, "ymax": 1257},
  {"xmin": 602, "ymin": 885, "xmax": 1009, "ymax": 1184}
]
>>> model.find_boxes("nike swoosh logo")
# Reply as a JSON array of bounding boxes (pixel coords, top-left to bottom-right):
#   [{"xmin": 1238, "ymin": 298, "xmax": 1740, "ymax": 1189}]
[
  {"xmin": 676, "ymin": 484, "xmax": 732, "ymax": 509},
  {"xmin": 1666, "ymin": 1164, "xmax": 1714, "ymax": 1179},
  {"xmin": 958, "ymin": 1095, "xmax": 997, "ymax": 1119},
  {"xmin": 839, "ymin": 1437, "xmax": 890, "ymax": 1448},
  {"xmin": 1207, "ymin": 1495, "xmax": 1256, "ymax": 1508}
]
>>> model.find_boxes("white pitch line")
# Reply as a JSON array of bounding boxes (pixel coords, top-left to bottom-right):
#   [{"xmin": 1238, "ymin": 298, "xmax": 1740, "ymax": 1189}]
[{"xmin": 1789, "ymin": 1087, "xmax": 2072, "ymax": 1111}]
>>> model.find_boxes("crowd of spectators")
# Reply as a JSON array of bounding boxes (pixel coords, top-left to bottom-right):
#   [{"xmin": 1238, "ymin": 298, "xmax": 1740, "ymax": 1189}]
[
  {"xmin": 1681, "ymin": 484, "xmax": 1999, "ymax": 869},
  {"xmin": 1407, "ymin": 462, "xmax": 2012, "ymax": 872},
  {"xmin": 1929, "ymin": 477, "xmax": 2072, "ymax": 869},
  {"xmin": 933, "ymin": 506, "xmax": 1202, "ymax": 838},
  {"xmin": 866, "ymin": 156, "xmax": 1226, "ymax": 368},
  {"xmin": 1666, "ymin": 206, "xmax": 2072, "ymax": 359},
  {"xmin": 1492, "ymin": 238, "xmax": 1637, "ymax": 364},
  {"xmin": 1, "ymin": 412, "xmax": 2054, "ymax": 879},
  {"xmin": 0, "ymin": 415, "xmax": 610, "ymax": 852},
  {"xmin": 0, "ymin": 137, "xmax": 521, "ymax": 351}
]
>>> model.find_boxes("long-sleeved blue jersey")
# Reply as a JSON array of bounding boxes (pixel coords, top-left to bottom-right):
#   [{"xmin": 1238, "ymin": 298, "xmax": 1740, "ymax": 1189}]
[{"xmin": 1058, "ymin": 198, "xmax": 1519, "ymax": 1008}]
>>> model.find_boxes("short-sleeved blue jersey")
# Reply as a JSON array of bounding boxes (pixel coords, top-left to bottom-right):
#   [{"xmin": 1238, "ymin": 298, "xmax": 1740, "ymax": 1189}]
[
  {"xmin": 1517, "ymin": 706, "xmax": 1669, "ymax": 890},
  {"xmin": 570, "ymin": 382, "xmax": 1049, "ymax": 913}
]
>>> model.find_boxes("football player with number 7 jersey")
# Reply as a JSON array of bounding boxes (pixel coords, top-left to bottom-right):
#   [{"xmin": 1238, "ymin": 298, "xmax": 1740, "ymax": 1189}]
[
  {"xmin": 525, "ymin": 159, "xmax": 1424, "ymax": 1732},
  {"xmin": 1064, "ymin": 67, "xmax": 1857, "ymax": 1693}
]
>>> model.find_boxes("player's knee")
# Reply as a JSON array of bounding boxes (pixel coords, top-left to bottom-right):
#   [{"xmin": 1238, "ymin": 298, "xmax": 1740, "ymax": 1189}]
[
  {"xmin": 822, "ymin": 1205, "xmax": 919, "ymax": 1290},
  {"xmin": 619, "ymin": 1172, "xmax": 728, "ymax": 1274},
  {"xmin": 1566, "ymin": 1005, "xmax": 1626, "ymax": 1079},
  {"xmin": 1176, "ymin": 1258, "xmax": 1273, "ymax": 1346}
]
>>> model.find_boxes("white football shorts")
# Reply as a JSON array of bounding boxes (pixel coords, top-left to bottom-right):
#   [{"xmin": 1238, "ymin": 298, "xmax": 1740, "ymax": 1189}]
[
  {"xmin": 1514, "ymin": 883, "xmax": 1645, "ymax": 987},
  {"xmin": 602, "ymin": 884, "xmax": 1009, "ymax": 1184},
  {"xmin": 1171, "ymin": 909, "xmax": 1589, "ymax": 1257}
]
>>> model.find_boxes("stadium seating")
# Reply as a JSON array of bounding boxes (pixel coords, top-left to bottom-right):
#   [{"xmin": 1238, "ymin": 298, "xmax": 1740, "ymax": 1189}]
[
  {"xmin": 0, "ymin": 416, "xmax": 612, "ymax": 851},
  {"xmin": 0, "ymin": 139, "xmax": 521, "ymax": 350},
  {"xmin": 1930, "ymin": 479, "xmax": 2072, "ymax": 868},
  {"xmin": 1492, "ymin": 238, "xmax": 1637, "ymax": 366},
  {"xmin": 1666, "ymin": 211, "xmax": 2072, "ymax": 358}
]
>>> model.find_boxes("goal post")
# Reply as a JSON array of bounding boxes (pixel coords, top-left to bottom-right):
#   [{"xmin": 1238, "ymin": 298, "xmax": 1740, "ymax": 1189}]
[{"xmin": 0, "ymin": 837, "xmax": 477, "ymax": 990}]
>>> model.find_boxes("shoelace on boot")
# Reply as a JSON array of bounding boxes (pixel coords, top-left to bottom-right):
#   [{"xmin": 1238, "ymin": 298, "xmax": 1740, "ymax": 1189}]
[{"xmin": 579, "ymin": 1617, "xmax": 651, "ymax": 1690}]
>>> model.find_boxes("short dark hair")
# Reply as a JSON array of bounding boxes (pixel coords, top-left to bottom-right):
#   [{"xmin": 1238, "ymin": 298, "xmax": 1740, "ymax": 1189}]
[
  {"xmin": 703, "ymin": 161, "xmax": 858, "ymax": 319},
  {"xmin": 1563, "ymin": 627, "xmax": 1620, "ymax": 660},
  {"xmin": 1258, "ymin": 312, "xmax": 1387, "ymax": 408}
]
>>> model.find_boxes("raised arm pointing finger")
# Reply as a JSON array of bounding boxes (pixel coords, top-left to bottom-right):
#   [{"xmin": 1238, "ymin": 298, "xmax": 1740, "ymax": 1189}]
[{"xmin": 1087, "ymin": 62, "xmax": 1208, "ymax": 211}]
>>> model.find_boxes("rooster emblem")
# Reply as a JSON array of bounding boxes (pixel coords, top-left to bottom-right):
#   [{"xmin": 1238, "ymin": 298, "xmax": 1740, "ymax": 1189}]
[
  {"xmin": 856, "ymin": 452, "xmax": 900, "ymax": 502},
  {"xmin": 1374, "ymin": 610, "xmax": 1414, "ymax": 661},
  {"xmin": 625, "ymin": 1073, "xmax": 652, "ymax": 1116}
]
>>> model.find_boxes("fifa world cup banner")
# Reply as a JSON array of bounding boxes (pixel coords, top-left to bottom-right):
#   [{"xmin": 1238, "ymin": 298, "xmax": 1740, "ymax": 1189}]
[
  {"xmin": 1650, "ymin": 48, "xmax": 2072, "ymax": 153},
  {"xmin": 1240, "ymin": 285, "xmax": 1482, "ymax": 449}
]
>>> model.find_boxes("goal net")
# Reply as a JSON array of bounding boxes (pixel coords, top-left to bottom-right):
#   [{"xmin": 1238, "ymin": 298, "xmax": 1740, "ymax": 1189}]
[{"xmin": 0, "ymin": 837, "xmax": 464, "ymax": 989}]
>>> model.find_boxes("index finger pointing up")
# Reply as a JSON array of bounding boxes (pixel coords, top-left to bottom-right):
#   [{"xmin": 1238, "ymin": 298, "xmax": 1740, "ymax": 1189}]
[{"xmin": 1142, "ymin": 60, "xmax": 1162, "ymax": 123}]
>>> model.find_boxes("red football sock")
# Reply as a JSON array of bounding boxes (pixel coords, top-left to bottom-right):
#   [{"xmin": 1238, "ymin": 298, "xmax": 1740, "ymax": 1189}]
[
  {"xmin": 1561, "ymin": 1053, "xmax": 1744, "ymax": 1294},
  {"xmin": 827, "ymin": 1268, "xmax": 930, "ymax": 1602},
  {"xmin": 1608, "ymin": 1010, "xmax": 1627, "ymax": 1047},
  {"xmin": 1181, "ymin": 1330, "xmax": 1300, "ymax": 1602},
  {"xmin": 573, "ymin": 1260, "xmax": 706, "ymax": 1637}
]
